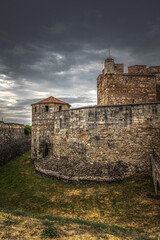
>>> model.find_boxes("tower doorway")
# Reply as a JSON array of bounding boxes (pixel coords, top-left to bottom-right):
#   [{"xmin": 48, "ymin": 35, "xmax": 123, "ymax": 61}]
[{"xmin": 43, "ymin": 142, "xmax": 49, "ymax": 158}]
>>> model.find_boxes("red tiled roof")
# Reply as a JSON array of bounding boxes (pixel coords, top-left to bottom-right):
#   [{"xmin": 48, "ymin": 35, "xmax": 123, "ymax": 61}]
[{"xmin": 31, "ymin": 96, "xmax": 70, "ymax": 106}]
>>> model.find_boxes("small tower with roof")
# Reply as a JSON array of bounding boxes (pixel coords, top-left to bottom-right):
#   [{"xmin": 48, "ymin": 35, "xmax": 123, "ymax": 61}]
[
  {"xmin": 31, "ymin": 96, "xmax": 70, "ymax": 123},
  {"xmin": 31, "ymin": 96, "xmax": 70, "ymax": 162}
]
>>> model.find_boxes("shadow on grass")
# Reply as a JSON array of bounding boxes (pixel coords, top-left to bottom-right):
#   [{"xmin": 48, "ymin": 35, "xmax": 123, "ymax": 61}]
[
  {"xmin": 0, "ymin": 152, "xmax": 159, "ymax": 240},
  {"xmin": 0, "ymin": 208, "xmax": 158, "ymax": 240}
]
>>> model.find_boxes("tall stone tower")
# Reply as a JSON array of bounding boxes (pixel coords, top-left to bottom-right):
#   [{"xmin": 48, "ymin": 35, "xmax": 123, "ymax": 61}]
[
  {"xmin": 31, "ymin": 96, "xmax": 70, "ymax": 162},
  {"xmin": 97, "ymin": 58, "xmax": 159, "ymax": 106}
]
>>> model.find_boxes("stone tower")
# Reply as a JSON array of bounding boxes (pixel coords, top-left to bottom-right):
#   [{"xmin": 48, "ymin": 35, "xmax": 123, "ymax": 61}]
[
  {"xmin": 97, "ymin": 58, "xmax": 160, "ymax": 106},
  {"xmin": 104, "ymin": 57, "xmax": 115, "ymax": 75},
  {"xmin": 31, "ymin": 96, "xmax": 70, "ymax": 162}
]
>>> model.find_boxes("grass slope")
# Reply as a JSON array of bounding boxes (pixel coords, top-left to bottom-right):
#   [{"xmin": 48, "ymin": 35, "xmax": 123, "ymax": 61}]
[{"xmin": 0, "ymin": 152, "xmax": 159, "ymax": 239}]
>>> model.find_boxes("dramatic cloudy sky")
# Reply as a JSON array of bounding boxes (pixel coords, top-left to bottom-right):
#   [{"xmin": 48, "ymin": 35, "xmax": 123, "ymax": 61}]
[{"xmin": 0, "ymin": 0, "xmax": 160, "ymax": 124}]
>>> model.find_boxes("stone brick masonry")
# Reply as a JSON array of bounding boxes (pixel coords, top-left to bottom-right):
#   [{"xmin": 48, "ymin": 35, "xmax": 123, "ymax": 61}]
[
  {"xmin": 97, "ymin": 59, "xmax": 160, "ymax": 105},
  {"xmin": 0, "ymin": 121, "xmax": 31, "ymax": 165},
  {"xmin": 32, "ymin": 102, "xmax": 160, "ymax": 182}
]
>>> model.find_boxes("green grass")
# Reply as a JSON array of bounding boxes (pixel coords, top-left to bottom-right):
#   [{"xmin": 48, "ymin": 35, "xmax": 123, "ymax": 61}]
[
  {"xmin": 0, "ymin": 151, "xmax": 160, "ymax": 240},
  {"xmin": 3, "ymin": 215, "xmax": 21, "ymax": 226},
  {"xmin": 41, "ymin": 226, "xmax": 59, "ymax": 238}
]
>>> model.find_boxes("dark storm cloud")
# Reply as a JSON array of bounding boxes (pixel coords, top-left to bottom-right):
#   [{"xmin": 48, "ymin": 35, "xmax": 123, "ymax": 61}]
[{"xmin": 0, "ymin": 0, "xmax": 160, "ymax": 123}]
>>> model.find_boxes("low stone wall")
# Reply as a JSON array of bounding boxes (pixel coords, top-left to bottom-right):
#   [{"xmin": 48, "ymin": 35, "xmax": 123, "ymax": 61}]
[
  {"xmin": 33, "ymin": 102, "xmax": 160, "ymax": 182},
  {"xmin": 0, "ymin": 121, "xmax": 31, "ymax": 165}
]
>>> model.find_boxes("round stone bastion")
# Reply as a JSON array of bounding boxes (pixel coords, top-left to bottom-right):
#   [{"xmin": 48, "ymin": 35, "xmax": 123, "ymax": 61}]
[{"xmin": 32, "ymin": 103, "xmax": 160, "ymax": 182}]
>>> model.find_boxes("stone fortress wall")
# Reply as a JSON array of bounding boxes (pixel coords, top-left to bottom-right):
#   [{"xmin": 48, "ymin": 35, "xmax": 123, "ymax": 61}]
[
  {"xmin": 0, "ymin": 121, "xmax": 31, "ymax": 165},
  {"xmin": 32, "ymin": 59, "xmax": 160, "ymax": 193},
  {"xmin": 33, "ymin": 102, "xmax": 160, "ymax": 182}
]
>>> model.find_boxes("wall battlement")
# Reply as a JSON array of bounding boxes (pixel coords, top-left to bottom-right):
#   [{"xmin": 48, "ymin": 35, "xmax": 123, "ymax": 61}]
[{"xmin": 97, "ymin": 58, "xmax": 160, "ymax": 106}]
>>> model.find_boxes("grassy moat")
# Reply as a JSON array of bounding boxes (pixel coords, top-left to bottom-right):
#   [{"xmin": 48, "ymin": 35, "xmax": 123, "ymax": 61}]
[{"xmin": 0, "ymin": 152, "xmax": 159, "ymax": 239}]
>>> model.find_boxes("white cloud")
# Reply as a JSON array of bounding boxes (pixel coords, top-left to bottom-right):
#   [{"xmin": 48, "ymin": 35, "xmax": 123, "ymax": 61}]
[{"xmin": 0, "ymin": 74, "xmax": 15, "ymax": 89}]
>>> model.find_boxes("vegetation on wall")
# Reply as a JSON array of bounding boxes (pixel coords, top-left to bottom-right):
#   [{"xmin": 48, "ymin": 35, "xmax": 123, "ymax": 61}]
[{"xmin": 24, "ymin": 125, "xmax": 32, "ymax": 135}]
